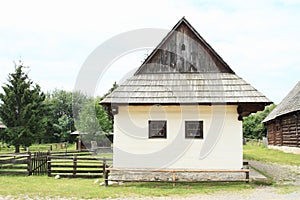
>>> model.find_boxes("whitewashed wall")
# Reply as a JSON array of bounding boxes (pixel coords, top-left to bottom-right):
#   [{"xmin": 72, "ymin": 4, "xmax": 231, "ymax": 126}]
[{"xmin": 113, "ymin": 105, "xmax": 242, "ymax": 170}]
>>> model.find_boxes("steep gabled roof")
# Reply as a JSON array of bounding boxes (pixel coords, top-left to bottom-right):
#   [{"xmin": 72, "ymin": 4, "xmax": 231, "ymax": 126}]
[
  {"xmin": 101, "ymin": 17, "xmax": 272, "ymax": 108},
  {"xmin": 263, "ymin": 81, "xmax": 300, "ymax": 123},
  {"xmin": 135, "ymin": 17, "xmax": 235, "ymax": 74}
]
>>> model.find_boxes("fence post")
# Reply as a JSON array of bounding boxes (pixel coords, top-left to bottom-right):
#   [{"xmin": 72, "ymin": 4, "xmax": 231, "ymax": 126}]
[
  {"xmin": 73, "ymin": 154, "xmax": 77, "ymax": 177},
  {"xmin": 46, "ymin": 150, "xmax": 50, "ymax": 175},
  {"xmin": 246, "ymin": 170, "xmax": 250, "ymax": 183},
  {"xmin": 102, "ymin": 158, "xmax": 107, "ymax": 179},
  {"xmin": 34, "ymin": 152, "xmax": 36, "ymax": 175},
  {"xmin": 27, "ymin": 150, "xmax": 32, "ymax": 176},
  {"xmin": 47, "ymin": 155, "xmax": 51, "ymax": 177},
  {"xmin": 103, "ymin": 159, "xmax": 109, "ymax": 187}
]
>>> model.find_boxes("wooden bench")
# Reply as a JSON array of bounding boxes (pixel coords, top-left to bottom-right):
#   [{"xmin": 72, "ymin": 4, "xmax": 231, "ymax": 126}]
[{"xmin": 104, "ymin": 167, "xmax": 250, "ymax": 187}]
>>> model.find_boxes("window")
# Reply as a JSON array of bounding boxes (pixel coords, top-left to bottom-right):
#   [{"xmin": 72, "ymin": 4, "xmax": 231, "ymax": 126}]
[
  {"xmin": 185, "ymin": 121, "xmax": 203, "ymax": 139},
  {"xmin": 149, "ymin": 120, "xmax": 167, "ymax": 138}
]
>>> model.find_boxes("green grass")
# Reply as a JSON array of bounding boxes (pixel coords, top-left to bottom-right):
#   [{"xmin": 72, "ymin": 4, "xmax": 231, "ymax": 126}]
[
  {"xmin": 2, "ymin": 142, "xmax": 299, "ymax": 198},
  {"xmin": 0, "ymin": 176, "xmax": 254, "ymax": 199},
  {"xmin": 0, "ymin": 143, "xmax": 76, "ymax": 153},
  {"xmin": 243, "ymin": 142, "xmax": 300, "ymax": 166}
]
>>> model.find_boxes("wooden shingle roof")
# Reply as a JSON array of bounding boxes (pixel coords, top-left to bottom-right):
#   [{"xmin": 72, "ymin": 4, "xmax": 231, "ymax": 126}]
[
  {"xmin": 102, "ymin": 73, "xmax": 270, "ymax": 104},
  {"xmin": 263, "ymin": 81, "xmax": 300, "ymax": 123},
  {"xmin": 101, "ymin": 17, "xmax": 271, "ymax": 109}
]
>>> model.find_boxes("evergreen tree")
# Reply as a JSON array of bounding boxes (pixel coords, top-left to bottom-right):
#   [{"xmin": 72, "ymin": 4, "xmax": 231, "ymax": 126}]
[{"xmin": 0, "ymin": 64, "xmax": 47, "ymax": 152}]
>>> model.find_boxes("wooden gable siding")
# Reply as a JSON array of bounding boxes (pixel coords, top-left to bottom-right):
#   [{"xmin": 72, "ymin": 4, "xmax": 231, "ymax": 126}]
[
  {"xmin": 136, "ymin": 18, "xmax": 234, "ymax": 74},
  {"xmin": 267, "ymin": 111, "xmax": 300, "ymax": 147}
]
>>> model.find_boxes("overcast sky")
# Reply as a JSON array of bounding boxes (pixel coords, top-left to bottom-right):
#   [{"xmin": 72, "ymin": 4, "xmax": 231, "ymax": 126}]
[{"xmin": 0, "ymin": 0, "xmax": 299, "ymax": 104}]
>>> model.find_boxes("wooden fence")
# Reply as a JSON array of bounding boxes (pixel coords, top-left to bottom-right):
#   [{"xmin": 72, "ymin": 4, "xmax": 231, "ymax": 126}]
[
  {"xmin": 47, "ymin": 150, "xmax": 112, "ymax": 178},
  {"xmin": 0, "ymin": 153, "xmax": 30, "ymax": 175},
  {"xmin": 0, "ymin": 149, "xmax": 112, "ymax": 178}
]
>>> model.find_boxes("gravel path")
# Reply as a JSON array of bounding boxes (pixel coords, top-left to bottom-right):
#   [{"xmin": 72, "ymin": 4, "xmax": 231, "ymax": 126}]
[
  {"xmin": 248, "ymin": 160, "xmax": 300, "ymax": 185},
  {"xmin": 1, "ymin": 186, "xmax": 299, "ymax": 200},
  {"xmin": 107, "ymin": 187, "xmax": 300, "ymax": 200},
  {"xmin": 1, "ymin": 187, "xmax": 300, "ymax": 200}
]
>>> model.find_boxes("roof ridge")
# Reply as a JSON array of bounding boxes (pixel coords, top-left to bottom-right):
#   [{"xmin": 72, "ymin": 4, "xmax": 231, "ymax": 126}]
[{"xmin": 263, "ymin": 81, "xmax": 300, "ymax": 122}]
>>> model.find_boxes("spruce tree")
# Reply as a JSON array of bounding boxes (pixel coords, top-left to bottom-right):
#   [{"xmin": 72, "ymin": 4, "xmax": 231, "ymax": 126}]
[{"xmin": 0, "ymin": 64, "xmax": 47, "ymax": 152}]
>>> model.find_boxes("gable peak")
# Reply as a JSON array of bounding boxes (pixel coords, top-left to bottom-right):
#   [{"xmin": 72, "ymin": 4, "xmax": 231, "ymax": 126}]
[{"xmin": 135, "ymin": 17, "xmax": 235, "ymax": 75}]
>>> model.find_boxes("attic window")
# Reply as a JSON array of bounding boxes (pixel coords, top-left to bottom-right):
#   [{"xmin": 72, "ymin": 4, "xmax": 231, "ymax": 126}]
[
  {"xmin": 149, "ymin": 120, "xmax": 167, "ymax": 138},
  {"xmin": 185, "ymin": 121, "xmax": 203, "ymax": 139}
]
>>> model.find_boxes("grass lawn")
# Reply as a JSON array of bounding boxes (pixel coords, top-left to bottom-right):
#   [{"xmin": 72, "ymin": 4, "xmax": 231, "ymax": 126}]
[
  {"xmin": 0, "ymin": 142, "xmax": 77, "ymax": 153},
  {"xmin": 0, "ymin": 176, "xmax": 254, "ymax": 199},
  {"xmin": 1, "ymin": 142, "xmax": 299, "ymax": 199},
  {"xmin": 243, "ymin": 142, "xmax": 300, "ymax": 166}
]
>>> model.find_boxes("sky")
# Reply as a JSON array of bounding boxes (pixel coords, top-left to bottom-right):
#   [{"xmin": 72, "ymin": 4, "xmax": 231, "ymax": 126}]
[{"xmin": 0, "ymin": 0, "xmax": 300, "ymax": 104}]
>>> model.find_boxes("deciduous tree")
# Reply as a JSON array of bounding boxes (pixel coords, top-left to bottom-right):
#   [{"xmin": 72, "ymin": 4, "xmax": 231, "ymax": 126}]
[{"xmin": 243, "ymin": 104, "xmax": 276, "ymax": 139}]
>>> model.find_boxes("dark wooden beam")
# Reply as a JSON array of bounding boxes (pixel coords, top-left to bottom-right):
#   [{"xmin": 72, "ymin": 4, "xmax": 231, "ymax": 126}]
[{"xmin": 237, "ymin": 104, "xmax": 266, "ymax": 121}]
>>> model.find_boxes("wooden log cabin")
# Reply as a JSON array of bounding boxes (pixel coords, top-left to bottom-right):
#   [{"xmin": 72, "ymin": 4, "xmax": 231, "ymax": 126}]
[{"xmin": 263, "ymin": 81, "xmax": 300, "ymax": 151}]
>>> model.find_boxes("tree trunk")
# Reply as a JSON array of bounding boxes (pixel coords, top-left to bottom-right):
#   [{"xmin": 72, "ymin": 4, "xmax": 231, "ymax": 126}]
[{"xmin": 15, "ymin": 145, "xmax": 20, "ymax": 153}]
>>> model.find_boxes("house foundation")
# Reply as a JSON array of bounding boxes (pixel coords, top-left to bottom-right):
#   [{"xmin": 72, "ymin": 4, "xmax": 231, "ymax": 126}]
[{"xmin": 107, "ymin": 169, "xmax": 249, "ymax": 183}]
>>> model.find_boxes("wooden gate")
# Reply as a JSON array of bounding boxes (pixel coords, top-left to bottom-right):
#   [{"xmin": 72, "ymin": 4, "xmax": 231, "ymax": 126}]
[{"xmin": 31, "ymin": 151, "xmax": 49, "ymax": 175}]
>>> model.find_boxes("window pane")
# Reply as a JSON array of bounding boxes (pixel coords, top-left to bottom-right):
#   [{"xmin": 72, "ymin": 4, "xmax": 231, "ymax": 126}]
[
  {"xmin": 185, "ymin": 121, "xmax": 203, "ymax": 139},
  {"xmin": 149, "ymin": 120, "xmax": 167, "ymax": 138}
]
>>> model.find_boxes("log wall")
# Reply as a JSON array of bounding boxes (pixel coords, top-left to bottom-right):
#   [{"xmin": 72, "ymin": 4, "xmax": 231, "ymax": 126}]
[{"xmin": 267, "ymin": 111, "xmax": 300, "ymax": 147}]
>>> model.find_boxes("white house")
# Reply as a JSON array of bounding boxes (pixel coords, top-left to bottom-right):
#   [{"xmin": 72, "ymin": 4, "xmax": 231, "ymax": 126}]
[{"xmin": 101, "ymin": 17, "xmax": 271, "ymax": 181}]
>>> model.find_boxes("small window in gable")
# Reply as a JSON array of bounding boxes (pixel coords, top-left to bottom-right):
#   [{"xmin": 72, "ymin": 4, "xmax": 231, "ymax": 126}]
[
  {"xmin": 149, "ymin": 120, "xmax": 167, "ymax": 138},
  {"xmin": 185, "ymin": 121, "xmax": 203, "ymax": 139}
]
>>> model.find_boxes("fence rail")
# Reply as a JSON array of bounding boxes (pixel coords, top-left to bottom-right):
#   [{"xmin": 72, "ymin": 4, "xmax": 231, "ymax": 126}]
[
  {"xmin": 47, "ymin": 153, "xmax": 112, "ymax": 178},
  {"xmin": 0, "ymin": 153, "xmax": 30, "ymax": 175},
  {"xmin": 0, "ymin": 149, "xmax": 113, "ymax": 178}
]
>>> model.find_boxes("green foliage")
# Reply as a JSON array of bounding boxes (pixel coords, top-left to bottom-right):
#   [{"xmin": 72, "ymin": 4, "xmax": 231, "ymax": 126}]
[
  {"xmin": 243, "ymin": 104, "xmax": 276, "ymax": 139},
  {"xmin": 43, "ymin": 89, "xmax": 75, "ymax": 143},
  {"xmin": 75, "ymin": 96, "xmax": 111, "ymax": 147},
  {"xmin": 0, "ymin": 64, "xmax": 47, "ymax": 152},
  {"xmin": 53, "ymin": 114, "xmax": 72, "ymax": 142},
  {"xmin": 0, "ymin": 64, "xmax": 116, "ymax": 147},
  {"xmin": 43, "ymin": 87, "xmax": 115, "ymax": 144},
  {"xmin": 95, "ymin": 97, "xmax": 113, "ymax": 133}
]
